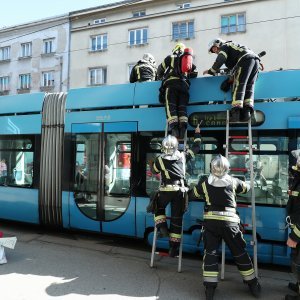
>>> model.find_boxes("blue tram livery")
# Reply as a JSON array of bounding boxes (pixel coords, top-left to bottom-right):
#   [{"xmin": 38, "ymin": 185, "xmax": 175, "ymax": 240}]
[{"xmin": 0, "ymin": 70, "xmax": 299, "ymax": 266}]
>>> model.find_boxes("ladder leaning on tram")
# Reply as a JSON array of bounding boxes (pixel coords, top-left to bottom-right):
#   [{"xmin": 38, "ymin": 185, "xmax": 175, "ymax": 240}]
[
  {"xmin": 223, "ymin": 109, "xmax": 258, "ymax": 278},
  {"xmin": 150, "ymin": 121, "xmax": 199, "ymax": 271}
]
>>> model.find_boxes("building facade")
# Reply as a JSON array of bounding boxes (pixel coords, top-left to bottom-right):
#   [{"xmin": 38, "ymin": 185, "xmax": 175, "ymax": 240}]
[
  {"xmin": 0, "ymin": 0, "xmax": 299, "ymax": 95},
  {"xmin": 0, "ymin": 15, "xmax": 69, "ymax": 95},
  {"xmin": 69, "ymin": 0, "xmax": 300, "ymax": 88}
]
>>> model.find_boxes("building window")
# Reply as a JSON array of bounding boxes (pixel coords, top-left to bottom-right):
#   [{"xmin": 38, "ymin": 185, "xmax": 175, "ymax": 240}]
[
  {"xmin": 19, "ymin": 74, "xmax": 31, "ymax": 89},
  {"xmin": 132, "ymin": 10, "xmax": 145, "ymax": 18},
  {"xmin": 177, "ymin": 3, "xmax": 191, "ymax": 9},
  {"xmin": 41, "ymin": 71, "xmax": 54, "ymax": 87},
  {"xmin": 0, "ymin": 76, "xmax": 9, "ymax": 91},
  {"xmin": 21, "ymin": 42, "xmax": 32, "ymax": 57},
  {"xmin": 91, "ymin": 34, "xmax": 108, "ymax": 51},
  {"xmin": 172, "ymin": 21, "xmax": 194, "ymax": 40},
  {"xmin": 93, "ymin": 18, "xmax": 106, "ymax": 24},
  {"xmin": 0, "ymin": 46, "xmax": 10, "ymax": 61},
  {"xmin": 221, "ymin": 13, "xmax": 246, "ymax": 34},
  {"xmin": 128, "ymin": 28, "xmax": 148, "ymax": 46},
  {"xmin": 43, "ymin": 39, "xmax": 55, "ymax": 54},
  {"xmin": 128, "ymin": 64, "xmax": 135, "ymax": 81},
  {"xmin": 89, "ymin": 68, "xmax": 107, "ymax": 85}
]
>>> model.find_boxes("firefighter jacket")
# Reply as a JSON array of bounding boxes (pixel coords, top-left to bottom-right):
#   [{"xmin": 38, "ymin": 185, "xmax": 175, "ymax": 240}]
[
  {"xmin": 157, "ymin": 55, "xmax": 198, "ymax": 92},
  {"xmin": 189, "ymin": 175, "xmax": 249, "ymax": 222},
  {"xmin": 287, "ymin": 165, "xmax": 300, "ymax": 243},
  {"xmin": 151, "ymin": 133, "xmax": 201, "ymax": 190},
  {"xmin": 208, "ymin": 41, "xmax": 259, "ymax": 76},
  {"xmin": 129, "ymin": 60, "xmax": 157, "ymax": 83}
]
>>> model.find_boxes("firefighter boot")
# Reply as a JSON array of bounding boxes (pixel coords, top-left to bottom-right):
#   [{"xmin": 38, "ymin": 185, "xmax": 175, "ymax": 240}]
[
  {"xmin": 241, "ymin": 106, "xmax": 253, "ymax": 122},
  {"xmin": 288, "ymin": 282, "xmax": 300, "ymax": 293},
  {"xmin": 171, "ymin": 127, "xmax": 179, "ymax": 139},
  {"xmin": 158, "ymin": 224, "xmax": 169, "ymax": 238},
  {"xmin": 178, "ymin": 125, "xmax": 187, "ymax": 141},
  {"xmin": 205, "ymin": 284, "xmax": 216, "ymax": 300},
  {"xmin": 246, "ymin": 278, "xmax": 261, "ymax": 298},
  {"xmin": 229, "ymin": 107, "xmax": 241, "ymax": 122},
  {"xmin": 169, "ymin": 242, "xmax": 179, "ymax": 257}
]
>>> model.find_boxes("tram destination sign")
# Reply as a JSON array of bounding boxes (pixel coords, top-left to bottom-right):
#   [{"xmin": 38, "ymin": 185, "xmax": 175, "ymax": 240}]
[{"xmin": 188, "ymin": 110, "xmax": 264, "ymax": 128}]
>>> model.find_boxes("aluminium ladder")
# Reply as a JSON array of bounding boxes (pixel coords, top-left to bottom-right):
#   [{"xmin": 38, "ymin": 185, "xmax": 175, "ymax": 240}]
[{"xmin": 221, "ymin": 110, "xmax": 258, "ymax": 279}]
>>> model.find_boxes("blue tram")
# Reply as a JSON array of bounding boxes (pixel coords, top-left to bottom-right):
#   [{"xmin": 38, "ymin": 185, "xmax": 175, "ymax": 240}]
[{"xmin": 0, "ymin": 70, "xmax": 299, "ymax": 266}]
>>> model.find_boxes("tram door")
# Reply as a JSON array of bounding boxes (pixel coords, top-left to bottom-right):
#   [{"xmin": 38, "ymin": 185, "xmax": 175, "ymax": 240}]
[{"xmin": 71, "ymin": 122, "xmax": 137, "ymax": 236}]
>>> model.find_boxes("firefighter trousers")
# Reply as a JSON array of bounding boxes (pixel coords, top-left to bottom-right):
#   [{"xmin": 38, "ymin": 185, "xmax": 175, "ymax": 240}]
[
  {"xmin": 203, "ymin": 220, "xmax": 255, "ymax": 286},
  {"xmin": 291, "ymin": 245, "xmax": 300, "ymax": 284},
  {"xmin": 154, "ymin": 190, "xmax": 185, "ymax": 248},
  {"xmin": 164, "ymin": 86, "xmax": 189, "ymax": 131},
  {"xmin": 232, "ymin": 57, "xmax": 259, "ymax": 109}
]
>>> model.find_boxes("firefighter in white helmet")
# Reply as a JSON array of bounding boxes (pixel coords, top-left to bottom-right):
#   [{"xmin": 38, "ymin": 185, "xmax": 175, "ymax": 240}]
[
  {"xmin": 130, "ymin": 53, "xmax": 157, "ymax": 83},
  {"xmin": 203, "ymin": 38, "xmax": 261, "ymax": 122},
  {"xmin": 189, "ymin": 155, "xmax": 261, "ymax": 300},
  {"xmin": 149, "ymin": 126, "xmax": 201, "ymax": 257}
]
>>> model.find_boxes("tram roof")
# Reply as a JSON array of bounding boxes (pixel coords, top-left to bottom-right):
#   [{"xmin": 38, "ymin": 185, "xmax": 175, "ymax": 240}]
[{"xmin": 0, "ymin": 69, "xmax": 299, "ymax": 115}]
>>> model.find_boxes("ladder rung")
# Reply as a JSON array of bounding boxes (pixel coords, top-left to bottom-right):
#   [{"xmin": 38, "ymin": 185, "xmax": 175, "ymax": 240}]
[
  {"xmin": 228, "ymin": 151, "xmax": 248, "ymax": 155},
  {"xmin": 231, "ymin": 168, "xmax": 248, "ymax": 172},
  {"xmin": 229, "ymin": 135, "xmax": 248, "ymax": 139}
]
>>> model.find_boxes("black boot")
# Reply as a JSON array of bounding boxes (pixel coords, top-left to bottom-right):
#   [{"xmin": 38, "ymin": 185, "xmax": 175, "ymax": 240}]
[
  {"xmin": 246, "ymin": 278, "xmax": 261, "ymax": 298},
  {"xmin": 285, "ymin": 295, "xmax": 300, "ymax": 300},
  {"xmin": 230, "ymin": 107, "xmax": 241, "ymax": 122},
  {"xmin": 178, "ymin": 126, "xmax": 187, "ymax": 140},
  {"xmin": 169, "ymin": 244, "xmax": 179, "ymax": 257},
  {"xmin": 171, "ymin": 127, "xmax": 179, "ymax": 138},
  {"xmin": 241, "ymin": 106, "xmax": 253, "ymax": 122},
  {"xmin": 158, "ymin": 226, "xmax": 169, "ymax": 238},
  {"xmin": 205, "ymin": 286, "xmax": 216, "ymax": 300},
  {"xmin": 288, "ymin": 282, "xmax": 299, "ymax": 293}
]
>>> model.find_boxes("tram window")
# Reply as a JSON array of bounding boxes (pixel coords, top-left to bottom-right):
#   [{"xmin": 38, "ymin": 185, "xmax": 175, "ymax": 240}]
[
  {"xmin": 0, "ymin": 136, "xmax": 34, "ymax": 187},
  {"xmin": 231, "ymin": 137, "xmax": 288, "ymax": 152},
  {"xmin": 0, "ymin": 139, "xmax": 32, "ymax": 150}
]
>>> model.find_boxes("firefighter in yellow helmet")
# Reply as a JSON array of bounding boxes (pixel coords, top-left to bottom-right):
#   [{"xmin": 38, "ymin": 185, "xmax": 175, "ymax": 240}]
[
  {"xmin": 157, "ymin": 43, "xmax": 198, "ymax": 140},
  {"xmin": 189, "ymin": 155, "xmax": 261, "ymax": 300}
]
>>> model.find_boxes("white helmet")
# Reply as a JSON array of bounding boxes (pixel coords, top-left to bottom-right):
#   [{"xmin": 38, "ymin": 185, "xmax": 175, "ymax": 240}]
[
  {"xmin": 210, "ymin": 155, "xmax": 230, "ymax": 177},
  {"xmin": 292, "ymin": 150, "xmax": 300, "ymax": 168},
  {"xmin": 142, "ymin": 53, "xmax": 156, "ymax": 66},
  {"xmin": 161, "ymin": 135, "xmax": 178, "ymax": 155},
  {"xmin": 208, "ymin": 38, "xmax": 225, "ymax": 53}
]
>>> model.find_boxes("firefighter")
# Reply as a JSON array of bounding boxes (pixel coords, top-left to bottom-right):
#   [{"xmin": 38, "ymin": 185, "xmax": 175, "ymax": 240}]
[
  {"xmin": 285, "ymin": 150, "xmax": 300, "ymax": 300},
  {"xmin": 149, "ymin": 126, "xmax": 201, "ymax": 257},
  {"xmin": 203, "ymin": 38, "xmax": 260, "ymax": 122},
  {"xmin": 157, "ymin": 43, "xmax": 198, "ymax": 140},
  {"xmin": 129, "ymin": 53, "xmax": 157, "ymax": 83},
  {"xmin": 189, "ymin": 155, "xmax": 261, "ymax": 300}
]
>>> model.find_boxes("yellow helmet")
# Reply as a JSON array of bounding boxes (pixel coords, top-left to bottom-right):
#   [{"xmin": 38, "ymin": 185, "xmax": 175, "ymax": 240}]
[{"xmin": 172, "ymin": 42, "xmax": 185, "ymax": 55}]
